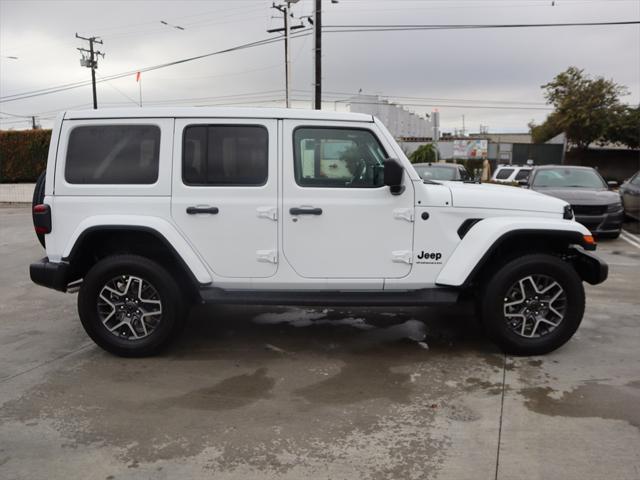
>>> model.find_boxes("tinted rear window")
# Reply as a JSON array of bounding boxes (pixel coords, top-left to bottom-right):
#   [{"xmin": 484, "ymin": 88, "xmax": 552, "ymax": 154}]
[
  {"xmin": 495, "ymin": 168, "xmax": 514, "ymax": 180},
  {"xmin": 65, "ymin": 125, "xmax": 160, "ymax": 184},
  {"xmin": 514, "ymin": 169, "xmax": 530, "ymax": 181},
  {"xmin": 183, "ymin": 125, "xmax": 268, "ymax": 186}
]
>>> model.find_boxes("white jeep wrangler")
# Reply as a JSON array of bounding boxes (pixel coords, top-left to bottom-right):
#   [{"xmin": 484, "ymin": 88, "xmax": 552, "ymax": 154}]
[{"xmin": 30, "ymin": 107, "xmax": 607, "ymax": 357}]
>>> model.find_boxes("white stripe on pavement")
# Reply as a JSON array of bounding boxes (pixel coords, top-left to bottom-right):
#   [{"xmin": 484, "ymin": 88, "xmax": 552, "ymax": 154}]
[
  {"xmin": 622, "ymin": 229, "xmax": 640, "ymax": 242},
  {"xmin": 620, "ymin": 231, "xmax": 640, "ymax": 250}
]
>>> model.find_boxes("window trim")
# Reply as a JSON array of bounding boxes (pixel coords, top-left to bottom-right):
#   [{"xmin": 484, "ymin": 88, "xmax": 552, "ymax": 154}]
[
  {"xmin": 181, "ymin": 123, "xmax": 269, "ymax": 187},
  {"xmin": 64, "ymin": 124, "xmax": 161, "ymax": 185},
  {"xmin": 292, "ymin": 125, "xmax": 388, "ymax": 189}
]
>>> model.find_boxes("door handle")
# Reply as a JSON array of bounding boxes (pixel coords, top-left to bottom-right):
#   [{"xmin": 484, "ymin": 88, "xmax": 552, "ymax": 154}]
[
  {"xmin": 289, "ymin": 207, "xmax": 323, "ymax": 215},
  {"xmin": 186, "ymin": 206, "xmax": 219, "ymax": 215}
]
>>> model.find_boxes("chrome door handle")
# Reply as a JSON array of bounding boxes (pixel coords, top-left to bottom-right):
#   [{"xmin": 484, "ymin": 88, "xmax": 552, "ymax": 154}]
[
  {"xmin": 186, "ymin": 206, "xmax": 219, "ymax": 215},
  {"xmin": 290, "ymin": 207, "xmax": 323, "ymax": 215}
]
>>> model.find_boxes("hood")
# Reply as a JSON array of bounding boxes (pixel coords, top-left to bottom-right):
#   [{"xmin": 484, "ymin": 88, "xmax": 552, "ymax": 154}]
[
  {"xmin": 443, "ymin": 181, "xmax": 567, "ymax": 214},
  {"xmin": 531, "ymin": 187, "xmax": 620, "ymax": 205}
]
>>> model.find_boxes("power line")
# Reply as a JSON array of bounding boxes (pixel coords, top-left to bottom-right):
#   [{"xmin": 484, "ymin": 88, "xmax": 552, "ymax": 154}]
[{"xmin": 323, "ymin": 20, "xmax": 640, "ymax": 33}]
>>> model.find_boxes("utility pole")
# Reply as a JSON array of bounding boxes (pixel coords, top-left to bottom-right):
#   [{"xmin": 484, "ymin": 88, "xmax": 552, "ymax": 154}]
[
  {"xmin": 75, "ymin": 33, "xmax": 105, "ymax": 109},
  {"xmin": 314, "ymin": 0, "xmax": 321, "ymax": 109},
  {"xmin": 269, "ymin": 1, "xmax": 302, "ymax": 108},
  {"xmin": 31, "ymin": 116, "xmax": 39, "ymax": 129}
]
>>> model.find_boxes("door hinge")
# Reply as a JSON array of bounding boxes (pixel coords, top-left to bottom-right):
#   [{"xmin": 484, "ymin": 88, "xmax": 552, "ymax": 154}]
[
  {"xmin": 256, "ymin": 249, "xmax": 278, "ymax": 264},
  {"xmin": 393, "ymin": 208, "xmax": 414, "ymax": 222},
  {"xmin": 257, "ymin": 206, "xmax": 278, "ymax": 221},
  {"xmin": 391, "ymin": 250, "xmax": 413, "ymax": 264}
]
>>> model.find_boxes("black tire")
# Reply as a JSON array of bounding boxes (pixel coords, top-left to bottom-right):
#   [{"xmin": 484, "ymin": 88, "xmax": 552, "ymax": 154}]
[
  {"xmin": 78, "ymin": 254, "xmax": 187, "ymax": 357},
  {"xmin": 480, "ymin": 254, "xmax": 585, "ymax": 356},
  {"xmin": 32, "ymin": 171, "xmax": 46, "ymax": 248}
]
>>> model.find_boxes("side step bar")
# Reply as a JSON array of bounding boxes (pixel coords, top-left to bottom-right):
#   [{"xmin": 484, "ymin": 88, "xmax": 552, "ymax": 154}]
[{"xmin": 199, "ymin": 287, "xmax": 459, "ymax": 307}]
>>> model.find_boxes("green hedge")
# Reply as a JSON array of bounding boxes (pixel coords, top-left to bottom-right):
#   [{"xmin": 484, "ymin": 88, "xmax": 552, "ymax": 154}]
[{"xmin": 0, "ymin": 129, "xmax": 52, "ymax": 183}]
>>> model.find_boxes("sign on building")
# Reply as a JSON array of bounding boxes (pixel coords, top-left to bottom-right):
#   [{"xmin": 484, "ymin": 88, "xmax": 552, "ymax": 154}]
[{"xmin": 453, "ymin": 139, "xmax": 488, "ymax": 159}]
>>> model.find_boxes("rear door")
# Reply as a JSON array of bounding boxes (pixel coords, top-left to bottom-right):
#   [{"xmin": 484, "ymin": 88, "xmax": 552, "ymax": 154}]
[
  {"xmin": 281, "ymin": 120, "xmax": 414, "ymax": 279},
  {"xmin": 171, "ymin": 119, "xmax": 278, "ymax": 278}
]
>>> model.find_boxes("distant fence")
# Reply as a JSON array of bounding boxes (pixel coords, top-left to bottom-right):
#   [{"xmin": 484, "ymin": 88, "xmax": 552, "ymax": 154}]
[
  {"xmin": 512, "ymin": 143, "xmax": 563, "ymax": 165},
  {"xmin": 0, "ymin": 129, "xmax": 52, "ymax": 183},
  {"xmin": 565, "ymin": 149, "xmax": 640, "ymax": 183}
]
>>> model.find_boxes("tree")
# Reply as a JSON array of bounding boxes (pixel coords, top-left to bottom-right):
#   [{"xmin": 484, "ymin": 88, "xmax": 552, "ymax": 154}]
[
  {"xmin": 409, "ymin": 143, "xmax": 437, "ymax": 163},
  {"xmin": 534, "ymin": 67, "xmax": 628, "ymax": 149},
  {"xmin": 603, "ymin": 106, "xmax": 640, "ymax": 150}
]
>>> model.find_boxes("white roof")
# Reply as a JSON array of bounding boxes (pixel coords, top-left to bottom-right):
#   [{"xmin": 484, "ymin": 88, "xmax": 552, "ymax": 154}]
[{"xmin": 64, "ymin": 106, "xmax": 374, "ymax": 122}]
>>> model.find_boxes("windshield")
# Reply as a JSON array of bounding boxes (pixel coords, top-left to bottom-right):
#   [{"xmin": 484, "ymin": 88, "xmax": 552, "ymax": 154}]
[
  {"xmin": 531, "ymin": 168, "xmax": 606, "ymax": 189},
  {"xmin": 414, "ymin": 165, "xmax": 459, "ymax": 181}
]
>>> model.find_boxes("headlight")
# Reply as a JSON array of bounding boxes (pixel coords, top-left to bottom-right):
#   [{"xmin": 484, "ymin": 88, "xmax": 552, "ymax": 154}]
[{"xmin": 607, "ymin": 202, "xmax": 623, "ymax": 213}]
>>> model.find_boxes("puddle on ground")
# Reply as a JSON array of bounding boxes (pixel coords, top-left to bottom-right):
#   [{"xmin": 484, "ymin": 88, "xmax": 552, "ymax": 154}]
[{"xmin": 520, "ymin": 381, "xmax": 640, "ymax": 429}]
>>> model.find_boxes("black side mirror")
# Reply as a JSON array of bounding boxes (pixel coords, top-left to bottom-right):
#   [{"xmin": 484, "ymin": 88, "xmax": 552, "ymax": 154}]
[{"xmin": 384, "ymin": 159, "xmax": 405, "ymax": 195}]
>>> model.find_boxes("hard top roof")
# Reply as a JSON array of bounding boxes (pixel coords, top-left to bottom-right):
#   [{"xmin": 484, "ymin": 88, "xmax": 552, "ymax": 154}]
[{"xmin": 64, "ymin": 106, "xmax": 374, "ymax": 122}]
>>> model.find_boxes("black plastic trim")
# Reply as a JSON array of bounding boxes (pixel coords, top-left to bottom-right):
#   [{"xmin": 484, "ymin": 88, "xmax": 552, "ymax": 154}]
[
  {"xmin": 571, "ymin": 247, "xmax": 608, "ymax": 285},
  {"xmin": 199, "ymin": 287, "xmax": 459, "ymax": 306},
  {"xmin": 290, "ymin": 207, "xmax": 323, "ymax": 215},
  {"xmin": 30, "ymin": 257, "xmax": 70, "ymax": 292},
  {"xmin": 62, "ymin": 225, "xmax": 210, "ymax": 288},
  {"xmin": 457, "ymin": 218, "xmax": 482, "ymax": 239},
  {"xmin": 186, "ymin": 206, "xmax": 219, "ymax": 215}
]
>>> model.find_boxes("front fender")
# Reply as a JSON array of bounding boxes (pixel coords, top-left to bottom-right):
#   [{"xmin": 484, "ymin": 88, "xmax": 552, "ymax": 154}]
[
  {"xmin": 436, "ymin": 217, "xmax": 592, "ymax": 287},
  {"xmin": 62, "ymin": 215, "xmax": 212, "ymax": 284}
]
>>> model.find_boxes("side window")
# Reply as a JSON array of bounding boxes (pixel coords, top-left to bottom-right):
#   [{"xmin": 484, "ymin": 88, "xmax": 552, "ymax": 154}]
[
  {"xmin": 183, "ymin": 125, "xmax": 268, "ymax": 186},
  {"xmin": 514, "ymin": 169, "xmax": 531, "ymax": 181},
  {"xmin": 495, "ymin": 168, "xmax": 514, "ymax": 180},
  {"xmin": 65, "ymin": 125, "xmax": 160, "ymax": 184},
  {"xmin": 293, "ymin": 127, "xmax": 387, "ymax": 188}
]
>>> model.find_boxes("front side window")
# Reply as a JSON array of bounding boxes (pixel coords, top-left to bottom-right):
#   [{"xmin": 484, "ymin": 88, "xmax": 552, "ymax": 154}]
[
  {"xmin": 183, "ymin": 125, "xmax": 268, "ymax": 186},
  {"xmin": 293, "ymin": 128, "xmax": 387, "ymax": 188},
  {"xmin": 495, "ymin": 168, "xmax": 514, "ymax": 180},
  {"xmin": 65, "ymin": 125, "xmax": 160, "ymax": 184}
]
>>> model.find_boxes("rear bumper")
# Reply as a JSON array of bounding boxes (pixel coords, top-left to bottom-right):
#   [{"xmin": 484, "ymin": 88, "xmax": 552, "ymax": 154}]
[
  {"xmin": 571, "ymin": 248, "xmax": 608, "ymax": 285},
  {"xmin": 30, "ymin": 257, "xmax": 70, "ymax": 292}
]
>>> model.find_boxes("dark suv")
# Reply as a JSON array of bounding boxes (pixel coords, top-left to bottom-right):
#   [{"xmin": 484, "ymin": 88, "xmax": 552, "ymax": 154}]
[{"xmin": 527, "ymin": 165, "xmax": 623, "ymax": 238}]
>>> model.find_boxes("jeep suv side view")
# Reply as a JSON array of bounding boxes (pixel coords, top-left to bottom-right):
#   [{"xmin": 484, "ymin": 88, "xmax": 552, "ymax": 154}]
[{"xmin": 30, "ymin": 108, "xmax": 607, "ymax": 357}]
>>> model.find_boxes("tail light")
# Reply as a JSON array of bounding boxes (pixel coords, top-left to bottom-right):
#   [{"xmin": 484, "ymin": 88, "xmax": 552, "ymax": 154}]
[{"xmin": 33, "ymin": 204, "xmax": 51, "ymax": 235}]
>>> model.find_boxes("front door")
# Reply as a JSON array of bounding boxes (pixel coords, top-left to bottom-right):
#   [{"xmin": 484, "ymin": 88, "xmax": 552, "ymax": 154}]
[
  {"xmin": 171, "ymin": 119, "xmax": 278, "ymax": 278},
  {"xmin": 282, "ymin": 120, "xmax": 414, "ymax": 279}
]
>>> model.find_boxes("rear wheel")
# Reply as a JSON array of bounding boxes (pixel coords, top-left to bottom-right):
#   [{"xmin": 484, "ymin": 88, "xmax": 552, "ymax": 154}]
[
  {"xmin": 78, "ymin": 254, "xmax": 187, "ymax": 357},
  {"xmin": 480, "ymin": 254, "xmax": 585, "ymax": 355}
]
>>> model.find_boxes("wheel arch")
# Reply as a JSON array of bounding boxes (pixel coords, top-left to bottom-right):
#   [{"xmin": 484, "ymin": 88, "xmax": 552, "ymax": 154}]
[
  {"xmin": 63, "ymin": 224, "xmax": 211, "ymax": 298},
  {"xmin": 436, "ymin": 219, "xmax": 599, "ymax": 288}
]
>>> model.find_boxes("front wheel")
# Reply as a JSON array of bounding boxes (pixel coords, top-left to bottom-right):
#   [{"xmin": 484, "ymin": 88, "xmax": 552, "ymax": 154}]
[
  {"xmin": 480, "ymin": 254, "xmax": 585, "ymax": 355},
  {"xmin": 78, "ymin": 255, "xmax": 187, "ymax": 357}
]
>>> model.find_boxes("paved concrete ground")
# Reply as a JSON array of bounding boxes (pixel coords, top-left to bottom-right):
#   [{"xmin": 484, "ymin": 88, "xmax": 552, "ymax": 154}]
[{"xmin": 1, "ymin": 205, "xmax": 639, "ymax": 480}]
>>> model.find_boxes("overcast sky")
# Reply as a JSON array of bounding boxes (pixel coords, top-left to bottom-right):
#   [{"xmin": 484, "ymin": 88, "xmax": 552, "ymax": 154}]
[{"xmin": 1, "ymin": 0, "xmax": 639, "ymax": 133}]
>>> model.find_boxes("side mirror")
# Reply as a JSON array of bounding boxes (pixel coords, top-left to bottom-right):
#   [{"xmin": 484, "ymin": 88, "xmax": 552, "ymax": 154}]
[
  {"xmin": 384, "ymin": 159, "xmax": 405, "ymax": 195},
  {"xmin": 607, "ymin": 180, "xmax": 618, "ymax": 189},
  {"xmin": 517, "ymin": 179, "xmax": 529, "ymax": 187}
]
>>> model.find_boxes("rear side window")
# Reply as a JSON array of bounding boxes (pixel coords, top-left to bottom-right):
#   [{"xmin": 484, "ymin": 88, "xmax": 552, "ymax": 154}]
[
  {"xmin": 183, "ymin": 125, "xmax": 268, "ymax": 186},
  {"xmin": 514, "ymin": 169, "xmax": 530, "ymax": 181},
  {"xmin": 495, "ymin": 168, "xmax": 514, "ymax": 180},
  {"xmin": 65, "ymin": 125, "xmax": 160, "ymax": 184}
]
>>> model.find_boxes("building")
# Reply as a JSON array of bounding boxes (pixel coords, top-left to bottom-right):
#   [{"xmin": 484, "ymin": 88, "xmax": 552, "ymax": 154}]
[{"xmin": 346, "ymin": 94, "xmax": 432, "ymax": 139}]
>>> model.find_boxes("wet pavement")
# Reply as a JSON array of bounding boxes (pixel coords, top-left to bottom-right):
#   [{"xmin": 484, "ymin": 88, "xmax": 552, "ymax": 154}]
[{"xmin": 1, "ymin": 206, "xmax": 639, "ymax": 480}]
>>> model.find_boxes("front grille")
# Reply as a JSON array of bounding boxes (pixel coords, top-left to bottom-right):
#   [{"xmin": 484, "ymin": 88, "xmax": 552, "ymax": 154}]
[{"xmin": 572, "ymin": 204, "xmax": 607, "ymax": 216}]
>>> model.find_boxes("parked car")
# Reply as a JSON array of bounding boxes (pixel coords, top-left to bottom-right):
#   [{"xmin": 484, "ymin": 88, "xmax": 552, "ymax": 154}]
[
  {"xmin": 619, "ymin": 171, "xmax": 640, "ymax": 221},
  {"xmin": 527, "ymin": 165, "xmax": 624, "ymax": 238},
  {"xmin": 413, "ymin": 162, "xmax": 471, "ymax": 181},
  {"xmin": 492, "ymin": 165, "xmax": 532, "ymax": 184},
  {"xmin": 30, "ymin": 107, "xmax": 607, "ymax": 357}
]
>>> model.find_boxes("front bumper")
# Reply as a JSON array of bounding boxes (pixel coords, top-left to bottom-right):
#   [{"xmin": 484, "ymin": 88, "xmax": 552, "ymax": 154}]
[
  {"xmin": 30, "ymin": 257, "xmax": 70, "ymax": 292},
  {"xmin": 571, "ymin": 248, "xmax": 608, "ymax": 285},
  {"xmin": 575, "ymin": 210, "xmax": 624, "ymax": 235}
]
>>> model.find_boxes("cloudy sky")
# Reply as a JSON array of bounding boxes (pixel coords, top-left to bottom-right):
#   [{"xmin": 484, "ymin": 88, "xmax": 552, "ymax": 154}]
[{"xmin": 1, "ymin": 0, "xmax": 638, "ymax": 133}]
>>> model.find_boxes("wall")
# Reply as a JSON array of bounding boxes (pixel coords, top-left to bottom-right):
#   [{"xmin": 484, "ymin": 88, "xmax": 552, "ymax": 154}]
[{"xmin": 565, "ymin": 149, "xmax": 640, "ymax": 182}]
